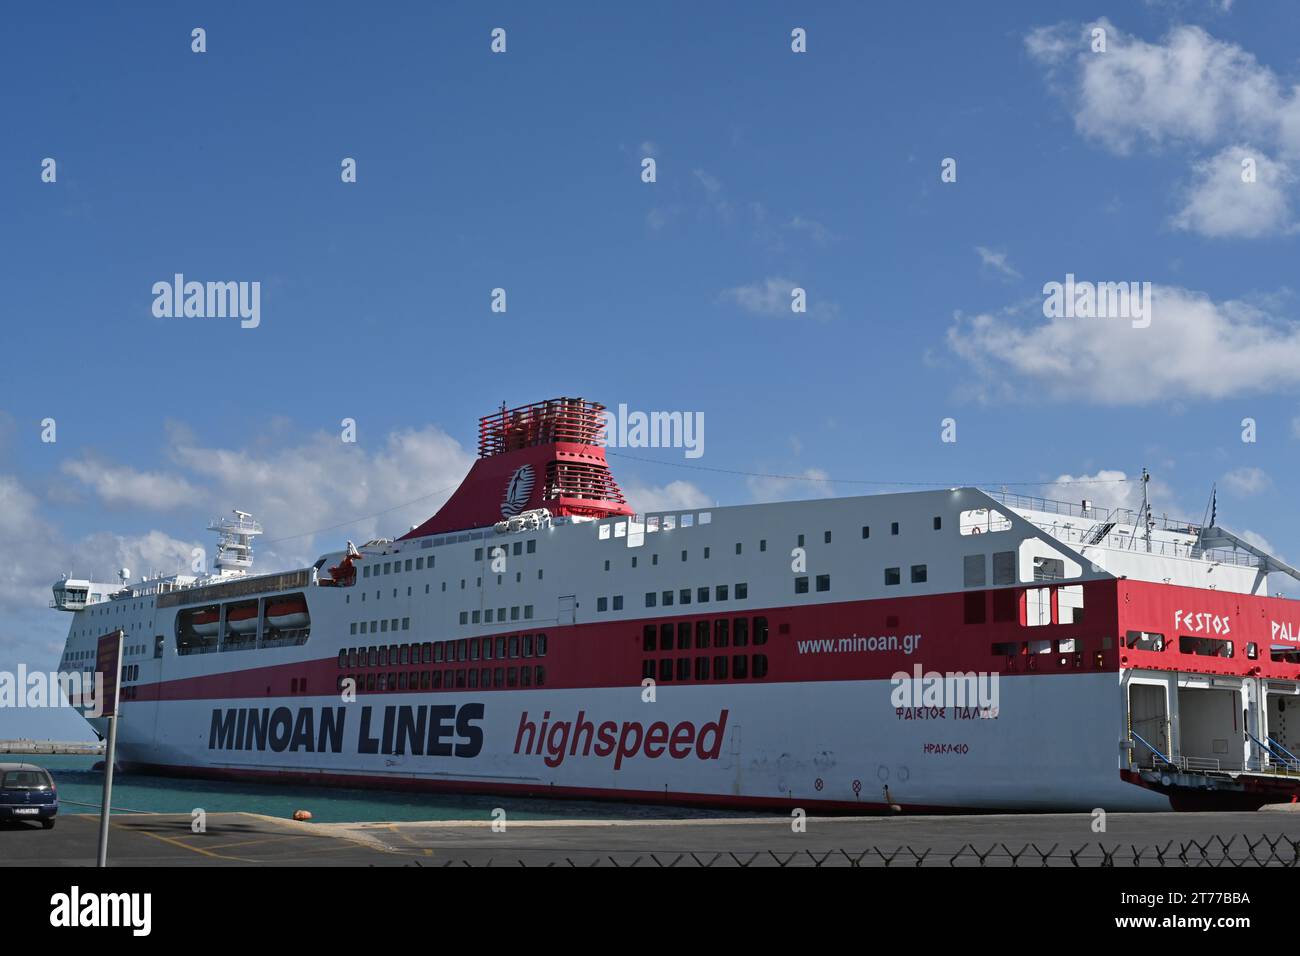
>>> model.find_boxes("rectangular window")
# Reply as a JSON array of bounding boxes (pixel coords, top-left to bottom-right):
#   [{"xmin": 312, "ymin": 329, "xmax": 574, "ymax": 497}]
[
  {"xmin": 677, "ymin": 622, "xmax": 691, "ymax": 650},
  {"xmin": 468, "ymin": 668, "xmax": 479, "ymax": 689},
  {"xmin": 964, "ymin": 591, "xmax": 987, "ymax": 625},
  {"xmin": 643, "ymin": 625, "xmax": 657, "ymax": 652},
  {"xmin": 527, "ymin": 540, "xmax": 536, "ymax": 553},
  {"xmin": 753, "ymin": 616, "xmax": 769, "ymax": 646},
  {"xmin": 660, "ymin": 624, "xmax": 674, "ymax": 651},
  {"xmin": 910, "ymin": 565, "xmax": 927, "ymax": 584},
  {"xmin": 350, "ymin": 622, "xmax": 357, "ymax": 635},
  {"xmin": 992, "ymin": 551, "xmax": 1016, "ymax": 586},
  {"xmin": 612, "ymin": 595, "xmax": 623, "ymax": 611},
  {"xmin": 964, "ymin": 554, "xmax": 987, "ymax": 588},
  {"xmin": 536, "ymin": 633, "xmax": 547, "ymax": 656},
  {"xmin": 509, "ymin": 635, "xmax": 520, "ymax": 658},
  {"xmin": 862, "ymin": 525, "xmax": 870, "ymax": 539},
  {"xmin": 416, "ymin": 557, "xmax": 424, "ymax": 570},
  {"xmin": 522, "ymin": 634, "xmax": 534, "ymax": 657},
  {"xmin": 815, "ymin": 574, "xmax": 830, "ymax": 592},
  {"xmin": 405, "ymin": 559, "xmax": 413, "ymax": 571},
  {"xmin": 884, "ymin": 568, "xmax": 900, "ymax": 586},
  {"xmin": 734, "ymin": 617, "xmax": 749, "ymax": 647},
  {"xmin": 714, "ymin": 618, "xmax": 729, "ymax": 648},
  {"xmin": 795, "ymin": 577, "xmax": 809, "ymax": 594},
  {"xmin": 713, "ymin": 656, "xmax": 728, "ymax": 680},
  {"xmin": 662, "ymin": 590, "xmax": 674, "ymax": 606},
  {"xmin": 680, "ymin": 588, "xmax": 691, "ymax": 605},
  {"xmin": 646, "ymin": 592, "xmax": 657, "ymax": 607},
  {"xmin": 496, "ymin": 636, "xmax": 506, "ymax": 658},
  {"xmin": 697, "ymin": 587, "xmax": 709, "ymax": 604},
  {"xmin": 716, "ymin": 584, "xmax": 729, "ymax": 601},
  {"xmin": 642, "ymin": 659, "xmax": 656, "ymax": 680},
  {"xmin": 597, "ymin": 597, "xmax": 608, "ymax": 612},
  {"xmin": 752, "ymin": 654, "xmax": 769, "ymax": 679},
  {"xmin": 933, "ymin": 516, "xmax": 942, "ymax": 530},
  {"xmin": 695, "ymin": 656, "xmax": 710, "ymax": 680},
  {"xmin": 676, "ymin": 658, "xmax": 691, "ymax": 681},
  {"xmin": 696, "ymin": 620, "xmax": 710, "ymax": 649},
  {"xmin": 991, "ymin": 589, "xmax": 1018, "ymax": 623},
  {"xmin": 505, "ymin": 668, "xmax": 517, "ymax": 688},
  {"xmin": 735, "ymin": 582, "xmax": 747, "ymax": 600},
  {"xmin": 733, "ymin": 654, "xmax": 749, "ymax": 679},
  {"xmin": 659, "ymin": 659, "xmax": 673, "ymax": 682}
]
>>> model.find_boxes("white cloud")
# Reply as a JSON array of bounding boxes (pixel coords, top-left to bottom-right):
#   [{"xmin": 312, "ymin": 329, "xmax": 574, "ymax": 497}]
[
  {"xmin": 1040, "ymin": 469, "xmax": 1169, "ymax": 516},
  {"xmin": 975, "ymin": 246, "xmax": 1021, "ymax": 278},
  {"xmin": 1027, "ymin": 20, "xmax": 1293, "ymax": 154},
  {"xmin": 1220, "ymin": 465, "xmax": 1271, "ymax": 496},
  {"xmin": 692, "ymin": 168, "xmax": 722, "ymax": 194},
  {"xmin": 168, "ymin": 424, "xmax": 475, "ymax": 567},
  {"xmin": 746, "ymin": 468, "xmax": 834, "ymax": 504},
  {"xmin": 1172, "ymin": 146, "xmax": 1296, "ymax": 237},
  {"xmin": 62, "ymin": 456, "xmax": 202, "ymax": 510},
  {"xmin": 946, "ymin": 284, "xmax": 1300, "ymax": 403},
  {"xmin": 720, "ymin": 277, "xmax": 838, "ymax": 320},
  {"xmin": 1026, "ymin": 19, "xmax": 1300, "ymax": 237},
  {"xmin": 623, "ymin": 479, "xmax": 712, "ymax": 514},
  {"xmin": 788, "ymin": 215, "xmax": 833, "ymax": 243}
]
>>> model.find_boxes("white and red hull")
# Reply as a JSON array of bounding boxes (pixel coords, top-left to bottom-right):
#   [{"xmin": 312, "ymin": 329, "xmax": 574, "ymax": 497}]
[{"xmin": 58, "ymin": 400, "xmax": 1300, "ymax": 812}]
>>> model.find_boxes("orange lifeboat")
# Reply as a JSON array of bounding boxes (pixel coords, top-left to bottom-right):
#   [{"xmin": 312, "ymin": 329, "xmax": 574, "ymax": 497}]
[
  {"xmin": 266, "ymin": 598, "xmax": 309, "ymax": 630},
  {"xmin": 191, "ymin": 608, "xmax": 220, "ymax": 637}
]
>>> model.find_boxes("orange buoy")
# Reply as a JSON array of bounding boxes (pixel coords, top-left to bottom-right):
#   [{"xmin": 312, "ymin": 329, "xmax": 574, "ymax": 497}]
[{"xmin": 292, "ymin": 809, "xmax": 313, "ymax": 821}]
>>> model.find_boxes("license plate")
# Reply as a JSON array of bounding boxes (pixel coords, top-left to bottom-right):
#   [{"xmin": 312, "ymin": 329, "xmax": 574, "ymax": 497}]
[{"xmin": 12, "ymin": 808, "xmax": 39, "ymax": 815}]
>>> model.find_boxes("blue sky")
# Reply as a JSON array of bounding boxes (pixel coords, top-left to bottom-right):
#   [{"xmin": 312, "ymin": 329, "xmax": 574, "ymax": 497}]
[{"xmin": 5, "ymin": 0, "xmax": 1300, "ymax": 738}]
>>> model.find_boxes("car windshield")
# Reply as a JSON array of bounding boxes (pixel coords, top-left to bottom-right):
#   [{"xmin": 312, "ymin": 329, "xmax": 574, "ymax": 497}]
[{"xmin": 2, "ymin": 770, "xmax": 51, "ymax": 789}]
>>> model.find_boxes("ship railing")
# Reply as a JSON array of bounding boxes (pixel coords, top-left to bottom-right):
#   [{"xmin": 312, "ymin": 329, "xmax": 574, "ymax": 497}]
[
  {"xmin": 1176, "ymin": 754, "xmax": 1223, "ymax": 773},
  {"xmin": 1028, "ymin": 520, "xmax": 1258, "ymax": 568},
  {"xmin": 1250, "ymin": 733, "xmax": 1300, "ymax": 774},
  {"xmin": 987, "ymin": 490, "xmax": 1201, "ymax": 535},
  {"xmin": 261, "ymin": 628, "xmax": 310, "ymax": 649},
  {"xmin": 1129, "ymin": 729, "xmax": 1175, "ymax": 769}
]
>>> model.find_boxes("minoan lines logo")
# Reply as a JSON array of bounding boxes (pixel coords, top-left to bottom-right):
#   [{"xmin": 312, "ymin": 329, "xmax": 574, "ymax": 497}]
[{"xmin": 502, "ymin": 464, "xmax": 534, "ymax": 517}]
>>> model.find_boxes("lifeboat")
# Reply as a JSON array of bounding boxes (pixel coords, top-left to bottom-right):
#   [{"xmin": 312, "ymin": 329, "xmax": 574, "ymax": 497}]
[
  {"xmin": 191, "ymin": 608, "xmax": 220, "ymax": 638},
  {"xmin": 225, "ymin": 604, "xmax": 259, "ymax": 634},
  {"xmin": 192, "ymin": 604, "xmax": 258, "ymax": 635},
  {"xmin": 266, "ymin": 598, "xmax": 309, "ymax": 630}
]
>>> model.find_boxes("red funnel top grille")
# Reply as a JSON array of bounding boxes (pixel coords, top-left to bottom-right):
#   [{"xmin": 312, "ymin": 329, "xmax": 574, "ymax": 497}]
[
  {"xmin": 399, "ymin": 397, "xmax": 633, "ymax": 539},
  {"xmin": 479, "ymin": 398, "xmax": 606, "ymax": 457}
]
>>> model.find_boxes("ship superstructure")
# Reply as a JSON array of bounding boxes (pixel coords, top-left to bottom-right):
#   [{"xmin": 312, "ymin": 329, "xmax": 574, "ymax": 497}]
[{"xmin": 53, "ymin": 398, "xmax": 1300, "ymax": 811}]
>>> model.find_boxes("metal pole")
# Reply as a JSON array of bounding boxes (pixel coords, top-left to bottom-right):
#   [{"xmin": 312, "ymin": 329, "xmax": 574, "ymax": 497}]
[
  {"xmin": 96, "ymin": 714, "xmax": 117, "ymax": 867},
  {"xmin": 96, "ymin": 629, "xmax": 122, "ymax": 868}
]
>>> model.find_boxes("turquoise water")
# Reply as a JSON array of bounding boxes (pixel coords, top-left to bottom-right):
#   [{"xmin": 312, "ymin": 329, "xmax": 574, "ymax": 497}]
[{"xmin": 35, "ymin": 755, "xmax": 750, "ymax": 824}]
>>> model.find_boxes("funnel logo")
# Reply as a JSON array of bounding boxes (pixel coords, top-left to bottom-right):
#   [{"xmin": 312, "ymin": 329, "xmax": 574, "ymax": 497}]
[{"xmin": 502, "ymin": 465, "xmax": 534, "ymax": 517}]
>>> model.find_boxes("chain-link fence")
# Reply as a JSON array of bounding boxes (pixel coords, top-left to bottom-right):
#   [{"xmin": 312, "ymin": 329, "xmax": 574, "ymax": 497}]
[{"xmin": 399, "ymin": 833, "xmax": 1300, "ymax": 867}]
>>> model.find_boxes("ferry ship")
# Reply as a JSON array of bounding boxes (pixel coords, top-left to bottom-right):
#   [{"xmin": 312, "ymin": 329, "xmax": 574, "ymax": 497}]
[{"xmin": 52, "ymin": 398, "xmax": 1300, "ymax": 811}]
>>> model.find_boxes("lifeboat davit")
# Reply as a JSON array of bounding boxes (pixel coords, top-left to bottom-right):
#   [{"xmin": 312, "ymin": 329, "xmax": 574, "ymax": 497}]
[{"xmin": 266, "ymin": 598, "xmax": 309, "ymax": 630}]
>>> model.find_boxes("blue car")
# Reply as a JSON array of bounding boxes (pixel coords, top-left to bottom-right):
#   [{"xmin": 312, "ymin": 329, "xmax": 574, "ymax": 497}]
[{"xmin": 0, "ymin": 762, "xmax": 59, "ymax": 829}]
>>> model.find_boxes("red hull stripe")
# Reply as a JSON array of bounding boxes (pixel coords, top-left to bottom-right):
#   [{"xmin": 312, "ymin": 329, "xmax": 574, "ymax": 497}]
[
  {"xmin": 126, "ymin": 586, "xmax": 1122, "ymax": 703},
  {"xmin": 122, "ymin": 579, "xmax": 1300, "ymax": 705}
]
